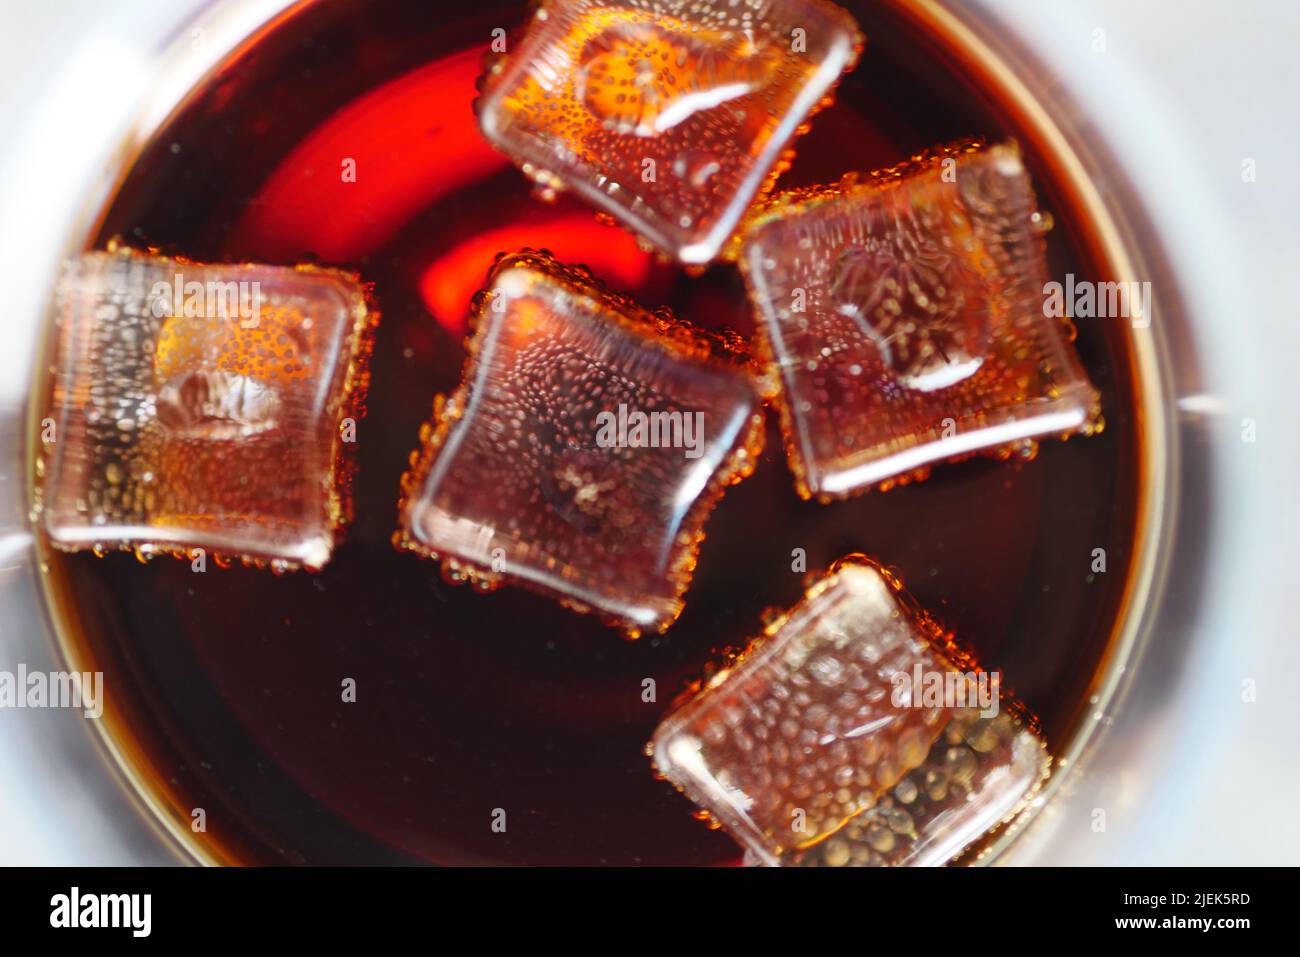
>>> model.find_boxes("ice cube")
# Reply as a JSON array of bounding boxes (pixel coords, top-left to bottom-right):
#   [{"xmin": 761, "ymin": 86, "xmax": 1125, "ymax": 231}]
[
  {"xmin": 648, "ymin": 555, "xmax": 1049, "ymax": 865},
  {"xmin": 37, "ymin": 246, "xmax": 375, "ymax": 571},
  {"xmin": 738, "ymin": 139, "xmax": 1102, "ymax": 500},
  {"xmin": 395, "ymin": 250, "xmax": 763, "ymax": 634},
  {"xmin": 476, "ymin": 0, "xmax": 862, "ymax": 264}
]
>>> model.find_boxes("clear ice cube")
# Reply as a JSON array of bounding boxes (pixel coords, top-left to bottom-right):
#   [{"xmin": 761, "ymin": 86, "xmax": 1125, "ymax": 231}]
[
  {"xmin": 37, "ymin": 247, "xmax": 374, "ymax": 570},
  {"xmin": 738, "ymin": 140, "xmax": 1101, "ymax": 499},
  {"xmin": 396, "ymin": 250, "xmax": 763, "ymax": 634},
  {"xmin": 476, "ymin": 0, "xmax": 862, "ymax": 263},
  {"xmin": 649, "ymin": 555, "xmax": 1049, "ymax": 865}
]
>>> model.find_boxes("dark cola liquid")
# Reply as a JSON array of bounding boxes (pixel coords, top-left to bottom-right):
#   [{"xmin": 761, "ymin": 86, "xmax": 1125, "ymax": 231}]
[{"xmin": 39, "ymin": 0, "xmax": 1143, "ymax": 864}]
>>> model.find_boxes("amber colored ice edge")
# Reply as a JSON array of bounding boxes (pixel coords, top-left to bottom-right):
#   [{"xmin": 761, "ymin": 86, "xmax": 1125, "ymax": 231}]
[
  {"xmin": 393, "ymin": 248, "xmax": 768, "ymax": 637},
  {"xmin": 33, "ymin": 240, "xmax": 379, "ymax": 573},
  {"xmin": 647, "ymin": 553, "xmax": 1049, "ymax": 865},
  {"xmin": 734, "ymin": 137, "xmax": 1104, "ymax": 503},
  {"xmin": 473, "ymin": 4, "xmax": 865, "ymax": 265}
]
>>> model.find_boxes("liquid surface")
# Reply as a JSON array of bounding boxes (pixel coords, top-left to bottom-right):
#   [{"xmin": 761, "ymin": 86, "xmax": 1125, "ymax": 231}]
[{"xmin": 40, "ymin": 0, "xmax": 1143, "ymax": 865}]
